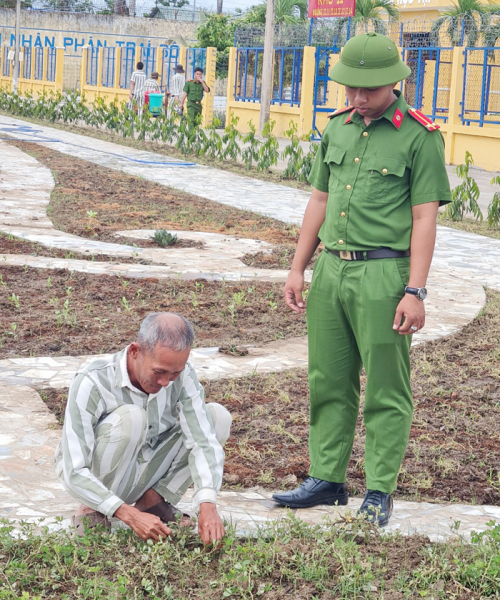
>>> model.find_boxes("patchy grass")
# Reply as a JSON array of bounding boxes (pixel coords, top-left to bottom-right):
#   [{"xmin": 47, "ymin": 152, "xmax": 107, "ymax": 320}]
[
  {"xmin": 438, "ymin": 214, "xmax": 500, "ymax": 240},
  {"xmin": 1, "ymin": 517, "xmax": 499, "ymax": 599}
]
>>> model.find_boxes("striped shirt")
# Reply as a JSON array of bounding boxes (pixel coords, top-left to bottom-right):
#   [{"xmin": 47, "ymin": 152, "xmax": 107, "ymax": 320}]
[
  {"xmin": 144, "ymin": 78, "xmax": 161, "ymax": 93},
  {"xmin": 171, "ymin": 73, "xmax": 185, "ymax": 98},
  {"xmin": 54, "ymin": 347, "xmax": 224, "ymax": 517},
  {"xmin": 130, "ymin": 70, "xmax": 147, "ymax": 98}
]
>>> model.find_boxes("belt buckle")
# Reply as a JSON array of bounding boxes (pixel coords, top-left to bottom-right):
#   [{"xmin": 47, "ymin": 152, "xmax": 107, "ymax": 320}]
[{"xmin": 339, "ymin": 250, "xmax": 353, "ymax": 260}]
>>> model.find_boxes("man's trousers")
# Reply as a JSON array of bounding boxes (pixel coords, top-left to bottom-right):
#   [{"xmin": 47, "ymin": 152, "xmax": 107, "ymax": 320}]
[
  {"xmin": 90, "ymin": 402, "xmax": 231, "ymax": 507},
  {"xmin": 306, "ymin": 251, "xmax": 413, "ymax": 493}
]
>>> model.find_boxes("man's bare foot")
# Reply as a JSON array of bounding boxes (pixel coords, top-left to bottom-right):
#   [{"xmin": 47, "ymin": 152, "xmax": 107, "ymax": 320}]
[
  {"xmin": 135, "ymin": 489, "xmax": 193, "ymax": 527},
  {"xmin": 72, "ymin": 505, "xmax": 111, "ymax": 535}
]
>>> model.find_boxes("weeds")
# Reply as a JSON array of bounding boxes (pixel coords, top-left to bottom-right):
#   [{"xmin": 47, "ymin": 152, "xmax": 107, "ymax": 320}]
[{"xmin": 1, "ymin": 518, "xmax": 500, "ymax": 598}]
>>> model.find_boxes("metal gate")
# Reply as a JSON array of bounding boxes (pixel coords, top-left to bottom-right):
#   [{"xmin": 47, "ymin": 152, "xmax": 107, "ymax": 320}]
[{"xmin": 312, "ymin": 45, "xmax": 342, "ymax": 140}]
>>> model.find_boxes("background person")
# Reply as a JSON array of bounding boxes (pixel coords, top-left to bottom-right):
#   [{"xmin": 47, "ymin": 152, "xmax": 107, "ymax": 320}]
[
  {"xmin": 167, "ymin": 63, "xmax": 186, "ymax": 118},
  {"xmin": 180, "ymin": 67, "xmax": 210, "ymax": 125},
  {"xmin": 129, "ymin": 61, "xmax": 146, "ymax": 117},
  {"xmin": 55, "ymin": 312, "xmax": 231, "ymax": 545}
]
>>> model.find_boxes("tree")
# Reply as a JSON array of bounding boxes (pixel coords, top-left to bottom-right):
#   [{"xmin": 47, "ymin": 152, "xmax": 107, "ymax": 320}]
[
  {"xmin": 243, "ymin": 0, "xmax": 307, "ymax": 25},
  {"xmin": 0, "ymin": 0, "xmax": 33, "ymax": 7},
  {"xmin": 197, "ymin": 13, "xmax": 236, "ymax": 51},
  {"xmin": 431, "ymin": 0, "xmax": 492, "ymax": 46},
  {"xmin": 331, "ymin": 0, "xmax": 399, "ymax": 40}
]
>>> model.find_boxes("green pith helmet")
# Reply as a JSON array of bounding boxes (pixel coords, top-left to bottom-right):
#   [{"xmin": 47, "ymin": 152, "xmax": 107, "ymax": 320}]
[{"xmin": 329, "ymin": 32, "xmax": 411, "ymax": 88}]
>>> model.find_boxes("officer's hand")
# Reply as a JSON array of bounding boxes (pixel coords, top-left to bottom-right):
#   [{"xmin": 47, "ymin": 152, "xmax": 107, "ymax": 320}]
[
  {"xmin": 284, "ymin": 269, "xmax": 306, "ymax": 313},
  {"xmin": 198, "ymin": 502, "xmax": 224, "ymax": 546},
  {"xmin": 114, "ymin": 504, "xmax": 172, "ymax": 542},
  {"xmin": 393, "ymin": 294, "xmax": 425, "ymax": 335}
]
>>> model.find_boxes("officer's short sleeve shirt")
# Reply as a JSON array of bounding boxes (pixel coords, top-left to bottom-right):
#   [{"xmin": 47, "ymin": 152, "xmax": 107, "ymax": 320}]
[
  {"xmin": 183, "ymin": 80, "xmax": 209, "ymax": 103},
  {"xmin": 308, "ymin": 91, "xmax": 452, "ymax": 252}
]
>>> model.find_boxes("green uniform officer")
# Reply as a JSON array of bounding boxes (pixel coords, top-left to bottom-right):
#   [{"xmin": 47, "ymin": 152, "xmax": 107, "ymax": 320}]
[
  {"xmin": 179, "ymin": 67, "xmax": 210, "ymax": 124},
  {"xmin": 272, "ymin": 33, "xmax": 451, "ymax": 526}
]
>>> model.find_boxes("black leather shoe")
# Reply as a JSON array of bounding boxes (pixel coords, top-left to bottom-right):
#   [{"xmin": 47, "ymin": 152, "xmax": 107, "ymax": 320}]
[
  {"xmin": 272, "ymin": 477, "xmax": 349, "ymax": 508},
  {"xmin": 358, "ymin": 490, "xmax": 393, "ymax": 527}
]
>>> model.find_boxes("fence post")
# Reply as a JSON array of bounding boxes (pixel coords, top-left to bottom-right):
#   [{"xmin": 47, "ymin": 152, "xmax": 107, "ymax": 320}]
[
  {"xmin": 179, "ymin": 46, "xmax": 188, "ymax": 75},
  {"xmin": 225, "ymin": 47, "xmax": 237, "ymax": 128},
  {"xmin": 55, "ymin": 46, "xmax": 64, "ymax": 93},
  {"xmin": 445, "ymin": 46, "xmax": 465, "ymax": 165},
  {"xmin": 155, "ymin": 46, "xmax": 163, "ymax": 84},
  {"xmin": 202, "ymin": 46, "xmax": 216, "ymax": 128},
  {"xmin": 299, "ymin": 46, "xmax": 315, "ymax": 138},
  {"xmin": 114, "ymin": 46, "xmax": 121, "ymax": 104}
]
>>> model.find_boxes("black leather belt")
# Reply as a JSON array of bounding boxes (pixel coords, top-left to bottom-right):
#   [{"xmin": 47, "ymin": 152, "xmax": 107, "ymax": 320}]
[{"xmin": 325, "ymin": 248, "xmax": 410, "ymax": 261}]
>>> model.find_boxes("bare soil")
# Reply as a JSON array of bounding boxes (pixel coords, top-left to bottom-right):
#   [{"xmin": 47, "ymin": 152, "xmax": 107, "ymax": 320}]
[
  {"xmin": 40, "ymin": 291, "xmax": 500, "ymax": 505},
  {"xmin": 0, "ymin": 266, "xmax": 306, "ymax": 357},
  {"xmin": 10, "ymin": 141, "xmax": 300, "ymax": 248}
]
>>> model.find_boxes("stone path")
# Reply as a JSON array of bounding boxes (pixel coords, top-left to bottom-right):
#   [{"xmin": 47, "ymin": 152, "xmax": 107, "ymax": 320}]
[{"xmin": 0, "ymin": 116, "xmax": 499, "ymax": 541}]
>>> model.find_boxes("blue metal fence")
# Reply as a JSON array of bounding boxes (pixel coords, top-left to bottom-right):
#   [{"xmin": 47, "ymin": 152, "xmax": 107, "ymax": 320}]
[
  {"xmin": 101, "ymin": 47, "xmax": 116, "ymax": 87},
  {"xmin": 272, "ymin": 47, "xmax": 303, "ymax": 106},
  {"xmin": 401, "ymin": 47, "xmax": 453, "ymax": 121},
  {"xmin": 234, "ymin": 47, "xmax": 304, "ymax": 105},
  {"xmin": 186, "ymin": 48, "xmax": 206, "ymax": 80},
  {"xmin": 86, "ymin": 47, "xmax": 99, "ymax": 86},
  {"xmin": 34, "ymin": 47, "xmax": 44, "ymax": 80},
  {"xmin": 140, "ymin": 46, "xmax": 156, "ymax": 76},
  {"xmin": 235, "ymin": 48, "xmax": 263, "ymax": 102},
  {"xmin": 120, "ymin": 46, "xmax": 136, "ymax": 89},
  {"xmin": 22, "ymin": 46, "xmax": 32, "ymax": 79},
  {"xmin": 312, "ymin": 45, "xmax": 342, "ymax": 139},
  {"xmin": 161, "ymin": 44, "xmax": 180, "ymax": 90},
  {"xmin": 462, "ymin": 47, "xmax": 500, "ymax": 126},
  {"xmin": 2, "ymin": 47, "xmax": 9, "ymax": 77},
  {"xmin": 46, "ymin": 47, "xmax": 56, "ymax": 82}
]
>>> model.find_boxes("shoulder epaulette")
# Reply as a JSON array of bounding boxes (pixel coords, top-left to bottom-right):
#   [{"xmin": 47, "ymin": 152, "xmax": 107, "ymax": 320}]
[
  {"xmin": 408, "ymin": 107, "xmax": 440, "ymax": 131},
  {"xmin": 328, "ymin": 106, "xmax": 354, "ymax": 119}
]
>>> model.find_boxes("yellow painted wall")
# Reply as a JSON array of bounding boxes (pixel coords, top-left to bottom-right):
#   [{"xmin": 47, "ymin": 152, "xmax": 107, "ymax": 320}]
[{"xmin": 0, "ymin": 46, "xmax": 64, "ymax": 95}]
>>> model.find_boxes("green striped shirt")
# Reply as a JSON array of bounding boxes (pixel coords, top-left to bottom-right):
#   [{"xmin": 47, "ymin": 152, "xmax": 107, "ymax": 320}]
[{"xmin": 54, "ymin": 347, "xmax": 224, "ymax": 516}]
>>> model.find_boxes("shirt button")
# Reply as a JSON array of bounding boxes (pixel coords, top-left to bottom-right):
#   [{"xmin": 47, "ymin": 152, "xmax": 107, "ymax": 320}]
[
  {"xmin": 362, "ymin": 132, "xmax": 369, "ymax": 137},
  {"xmin": 382, "ymin": 168, "xmax": 388, "ymax": 175},
  {"xmin": 340, "ymin": 212, "xmax": 346, "ymax": 217},
  {"xmin": 345, "ymin": 184, "xmax": 352, "ymax": 190},
  {"xmin": 338, "ymin": 239, "xmax": 344, "ymax": 245},
  {"xmin": 354, "ymin": 157, "xmax": 360, "ymax": 163}
]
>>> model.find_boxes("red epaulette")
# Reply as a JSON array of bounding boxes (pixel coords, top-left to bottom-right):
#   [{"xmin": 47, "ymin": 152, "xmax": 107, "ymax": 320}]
[
  {"xmin": 328, "ymin": 106, "xmax": 354, "ymax": 119},
  {"xmin": 408, "ymin": 107, "xmax": 440, "ymax": 131}
]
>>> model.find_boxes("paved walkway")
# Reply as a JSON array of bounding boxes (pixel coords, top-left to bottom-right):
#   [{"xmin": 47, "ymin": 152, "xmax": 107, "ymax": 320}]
[{"xmin": 0, "ymin": 115, "xmax": 499, "ymax": 541}]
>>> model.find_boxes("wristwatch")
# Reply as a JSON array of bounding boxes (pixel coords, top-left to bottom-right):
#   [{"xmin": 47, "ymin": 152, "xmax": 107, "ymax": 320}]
[{"xmin": 405, "ymin": 286, "xmax": 427, "ymax": 301}]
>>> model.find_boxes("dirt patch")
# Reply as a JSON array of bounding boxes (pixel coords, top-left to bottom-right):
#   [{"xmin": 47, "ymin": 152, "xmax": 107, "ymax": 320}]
[
  {"xmin": 0, "ymin": 266, "xmax": 306, "ymax": 358},
  {"xmin": 40, "ymin": 291, "xmax": 500, "ymax": 505},
  {"xmin": 9, "ymin": 141, "xmax": 300, "ymax": 248}
]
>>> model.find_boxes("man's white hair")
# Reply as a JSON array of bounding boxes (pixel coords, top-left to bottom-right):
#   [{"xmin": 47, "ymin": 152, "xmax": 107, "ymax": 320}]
[{"xmin": 137, "ymin": 312, "xmax": 194, "ymax": 353}]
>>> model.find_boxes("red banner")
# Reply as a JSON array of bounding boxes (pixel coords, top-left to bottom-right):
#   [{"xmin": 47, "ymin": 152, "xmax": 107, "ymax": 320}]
[{"xmin": 308, "ymin": 0, "xmax": 356, "ymax": 18}]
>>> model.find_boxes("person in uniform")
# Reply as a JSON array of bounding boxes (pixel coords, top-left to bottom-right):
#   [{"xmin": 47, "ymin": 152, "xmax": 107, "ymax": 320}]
[
  {"xmin": 179, "ymin": 67, "xmax": 210, "ymax": 125},
  {"xmin": 272, "ymin": 33, "xmax": 451, "ymax": 526}
]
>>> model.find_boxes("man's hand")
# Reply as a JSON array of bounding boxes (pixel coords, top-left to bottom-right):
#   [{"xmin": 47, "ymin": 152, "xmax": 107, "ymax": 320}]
[
  {"xmin": 393, "ymin": 294, "xmax": 425, "ymax": 335},
  {"xmin": 284, "ymin": 269, "xmax": 306, "ymax": 313},
  {"xmin": 198, "ymin": 502, "xmax": 224, "ymax": 546},
  {"xmin": 114, "ymin": 503, "xmax": 172, "ymax": 542}
]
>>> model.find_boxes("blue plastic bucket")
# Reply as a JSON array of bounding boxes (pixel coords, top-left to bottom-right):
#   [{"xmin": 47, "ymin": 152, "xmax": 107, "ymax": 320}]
[{"xmin": 148, "ymin": 93, "xmax": 164, "ymax": 115}]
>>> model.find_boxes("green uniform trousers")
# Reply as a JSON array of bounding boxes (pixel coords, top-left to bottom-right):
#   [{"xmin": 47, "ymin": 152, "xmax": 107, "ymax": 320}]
[
  {"xmin": 187, "ymin": 101, "xmax": 202, "ymax": 124},
  {"xmin": 306, "ymin": 250, "xmax": 413, "ymax": 493}
]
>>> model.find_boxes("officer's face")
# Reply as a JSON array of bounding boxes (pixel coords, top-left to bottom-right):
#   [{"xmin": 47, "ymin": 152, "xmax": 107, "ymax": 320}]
[
  {"xmin": 345, "ymin": 84, "xmax": 397, "ymax": 120},
  {"xmin": 127, "ymin": 342, "xmax": 190, "ymax": 395}
]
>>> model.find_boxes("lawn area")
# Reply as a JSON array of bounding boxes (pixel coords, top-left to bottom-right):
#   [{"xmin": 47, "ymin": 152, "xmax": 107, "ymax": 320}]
[{"xmin": 1, "ymin": 516, "xmax": 499, "ymax": 599}]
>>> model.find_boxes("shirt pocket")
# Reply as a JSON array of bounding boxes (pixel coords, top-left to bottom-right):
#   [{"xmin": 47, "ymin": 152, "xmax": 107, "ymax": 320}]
[
  {"xmin": 323, "ymin": 146, "xmax": 346, "ymax": 194},
  {"xmin": 365, "ymin": 156, "xmax": 407, "ymax": 203}
]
